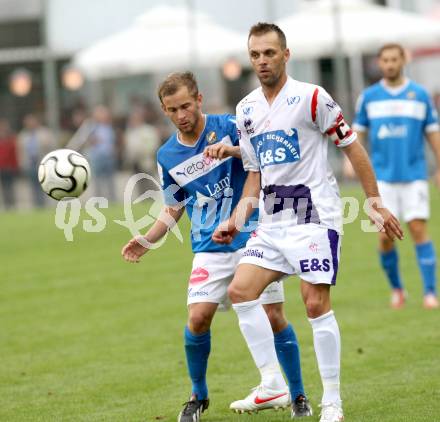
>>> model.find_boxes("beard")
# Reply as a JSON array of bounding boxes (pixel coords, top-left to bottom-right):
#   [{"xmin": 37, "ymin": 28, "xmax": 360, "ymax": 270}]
[
  {"xmin": 179, "ymin": 111, "xmax": 200, "ymax": 134},
  {"xmin": 258, "ymin": 71, "xmax": 281, "ymax": 88},
  {"xmin": 384, "ymin": 69, "xmax": 401, "ymax": 82}
]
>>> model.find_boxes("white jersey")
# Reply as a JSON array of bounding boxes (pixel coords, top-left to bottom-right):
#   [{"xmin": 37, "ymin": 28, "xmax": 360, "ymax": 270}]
[{"xmin": 237, "ymin": 76, "xmax": 356, "ymax": 233}]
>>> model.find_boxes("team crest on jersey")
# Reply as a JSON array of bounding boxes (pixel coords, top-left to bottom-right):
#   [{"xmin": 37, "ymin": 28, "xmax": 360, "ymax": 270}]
[
  {"xmin": 251, "ymin": 129, "xmax": 301, "ymax": 168},
  {"xmin": 407, "ymin": 90, "xmax": 416, "ymax": 99},
  {"xmin": 206, "ymin": 131, "xmax": 217, "ymax": 144},
  {"xmin": 243, "ymin": 106, "xmax": 254, "ymax": 115},
  {"xmin": 244, "ymin": 118, "xmax": 254, "ymax": 134}
]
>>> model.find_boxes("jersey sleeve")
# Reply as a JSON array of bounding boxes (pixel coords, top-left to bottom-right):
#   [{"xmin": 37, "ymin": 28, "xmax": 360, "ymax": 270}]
[
  {"xmin": 353, "ymin": 93, "xmax": 369, "ymax": 132},
  {"xmin": 236, "ymin": 108, "xmax": 259, "ymax": 171},
  {"xmin": 311, "ymin": 86, "xmax": 357, "ymax": 148},
  {"xmin": 424, "ymin": 94, "xmax": 440, "ymax": 133},
  {"xmin": 157, "ymin": 157, "xmax": 185, "ymax": 206},
  {"xmin": 225, "ymin": 114, "xmax": 240, "ymax": 146}
]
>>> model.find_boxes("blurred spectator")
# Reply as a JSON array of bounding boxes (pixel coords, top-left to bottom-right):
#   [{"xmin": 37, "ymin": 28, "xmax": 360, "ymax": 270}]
[
  {"xmin": 84, "ymin": 105, "xmax": 117, "ymax": 202},
  {"xmin": 17, "ymin": 114, "xmax": 56, "ymax": 208},
  {"xmin": 0, "ymin": 119, "xmax": 19, "ymax": 209},
  {"xmin": 123, "ymin": 109, "xmax": 161, "ymax": 197},
  {"xmin": 124, "ymin": 109, "xmax": 160, "ymax": 174}
]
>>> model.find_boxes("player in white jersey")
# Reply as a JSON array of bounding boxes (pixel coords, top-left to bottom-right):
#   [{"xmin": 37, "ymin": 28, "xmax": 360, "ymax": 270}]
[
  {"xmin": 122, "ymin": 72, "xmax": 312, "ymax": 421},
  {"xmin": 212, "ymin": 23, "xmax": 403, "ymax": 422}
]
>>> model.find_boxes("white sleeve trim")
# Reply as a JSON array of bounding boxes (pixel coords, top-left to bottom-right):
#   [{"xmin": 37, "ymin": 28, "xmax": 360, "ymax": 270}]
[
  {"xmin": 336, "ymin": 131, "xmax": 357, "ymax": 148},
  {"xmin": 352, "ymin": 123, "xmax": 367, "ymax": 132},
  {"xmin": 425, "ymin": 123, "xmax": 440, "ymax": 133}
]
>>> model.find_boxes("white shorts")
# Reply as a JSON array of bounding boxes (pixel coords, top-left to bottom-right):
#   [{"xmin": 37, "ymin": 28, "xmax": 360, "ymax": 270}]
[
  {"xmin": 240, "ymin": 224, "xmax": 342, "ymax": 285},
  {"xmin": 187, "ymin": 248, "xmax": 285, "ymax": 309},
  {"xmin": 378, "ymin": 180, "xmax": 429, "ymax": 223}
]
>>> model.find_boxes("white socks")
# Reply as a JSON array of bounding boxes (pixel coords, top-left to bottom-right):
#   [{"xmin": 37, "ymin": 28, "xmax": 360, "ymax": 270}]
[
  {"xmin": 309, "ymin": 310, "xmax": 341, "ymax": 405},
  {"xmin": 233, "ymin": 299, "xmax": 286, "ymax": 390}
]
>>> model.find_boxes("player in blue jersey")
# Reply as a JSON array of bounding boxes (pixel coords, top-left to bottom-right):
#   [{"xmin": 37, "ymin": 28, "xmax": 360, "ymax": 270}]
[
  {"xmin": 353, "ymin": 43, "xmax": 440, "ymax": 309},
  {"xmin": 121, "ymin": 72, "xmax": 312, "ymax": 421}
]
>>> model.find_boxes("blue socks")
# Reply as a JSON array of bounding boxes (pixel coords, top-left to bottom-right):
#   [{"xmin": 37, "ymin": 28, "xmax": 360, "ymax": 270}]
[
  {"xmin": 380, "ymin": 243, "xmax": 437, "ymax": 295},
  {"xmin": 274, "ymin": 324, "xmax": 305, "ymax": 400},
  {"xmin": 380, "ymin": 249, "xmax": 403, "ymax": 290},
  {"xmin": 415, "ymin": 241, "xmax": 437, "ymax": 295},
  {"xmin": 184, "ymin": 326, "xmax": 211, "ymax": 400}
]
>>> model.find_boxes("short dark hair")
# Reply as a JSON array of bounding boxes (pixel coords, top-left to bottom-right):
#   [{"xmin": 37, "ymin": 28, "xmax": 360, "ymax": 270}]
[
  {"xmin": 157, "ymin": 71, "xmax": 199, "ymax": 103},
  {"xmin": 248, "ymin": 22, "xmax": 287, "ymax": 50},
  {"xmin": 378, "ymin": 43, "xmax": 405, "ymax": 58}
]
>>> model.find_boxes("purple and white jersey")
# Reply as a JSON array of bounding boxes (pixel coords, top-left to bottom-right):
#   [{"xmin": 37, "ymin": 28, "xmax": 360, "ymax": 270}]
[{"xmin": 237, "ymin": 76, "xmax": 356, "ymax": 233}]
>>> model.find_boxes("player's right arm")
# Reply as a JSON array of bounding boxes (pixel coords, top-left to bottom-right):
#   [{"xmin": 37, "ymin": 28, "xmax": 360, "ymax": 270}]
[
  {"xmin": 204, "ymin": 143, "xmax": 241, "ymax": 159},
  {"xmin": 212, "ymin": 170, "xmax": 260, "ymax": 244},
  {"xmin": 204, "ymin": 115, "xmax": 242, "ymax": 159},
  {"xmin": 212, "ymin": 109, "xmax": 261, "ymax": 244},
  {"xmin": 122, "ymin": 159, "xmax": 186, "ymax": 262},
  {"xmin": 121, "ymin": 205, "xmax": 185, "ymax": 263}
]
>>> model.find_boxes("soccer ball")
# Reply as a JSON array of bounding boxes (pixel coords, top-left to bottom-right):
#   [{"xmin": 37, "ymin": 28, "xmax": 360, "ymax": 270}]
[{"xmin": 38, "ymin": 149, "xmax": 91, "ymax": 200}]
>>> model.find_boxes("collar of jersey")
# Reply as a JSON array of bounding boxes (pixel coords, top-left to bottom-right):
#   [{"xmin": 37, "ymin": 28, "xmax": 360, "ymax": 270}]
[
  {"xmin": 380, "ymin": 78, "xmax": 410, "ymax": 97},
  {"xmin": 176, "ymin": 114, "xmax": 207, "ymax": 148},
  {"xmin": 258, "ymin": 76, "xmax": 292, "ymax": 107}
]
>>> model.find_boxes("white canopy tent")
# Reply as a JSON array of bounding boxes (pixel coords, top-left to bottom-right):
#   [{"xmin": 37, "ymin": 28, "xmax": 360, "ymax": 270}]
[
  {"xmin": 277, "ymin": 0, "xmax": 440, "ymax": 110},
  {"xmin": 74, "ymin": 5, "xmax": 247, "ymax": 80},
  {"xmin": 277, "ymin": 0, "xmax": 440, "ymax": 59}
]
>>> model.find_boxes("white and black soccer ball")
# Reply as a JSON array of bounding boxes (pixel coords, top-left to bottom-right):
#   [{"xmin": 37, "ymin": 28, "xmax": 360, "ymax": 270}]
[{"xmin": 38, "ymin": 149, "xmax": 91, "ymax": 200}]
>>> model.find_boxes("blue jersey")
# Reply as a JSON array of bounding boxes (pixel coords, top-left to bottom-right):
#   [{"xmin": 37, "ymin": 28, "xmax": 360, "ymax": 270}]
[
  {"xmin": 157, "ymin": 114, "xmax": 255, "ymax": 253},
  {"xmin": 353, "ymin": 79, "xmax": 439, "ymax": 182}
]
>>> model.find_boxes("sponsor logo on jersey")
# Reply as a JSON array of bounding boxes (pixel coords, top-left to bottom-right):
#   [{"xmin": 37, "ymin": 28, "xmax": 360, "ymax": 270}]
[
  {"xmin": 243, "ymin": 106, "xmax": 254, "ymax": 115},
  {"xmin": 367, "ymin": 99, "xmax": 427, "ymax": 120},
  {"xmin": 188, "ymin": 289, "xmax": 209, "ymax": 297},
  {"xmin": 326, "ymin": 100, "xmax": 338, "ymax": 110},
  {"xmin": 189, "ymin": 267, "xmax": 210, "ymax": 284},
  {"xmin": 205, "ymin": 175, "xmax": 231, "ymax": 199},
  {"xmin": 243, "ymin": 248, "xmax": 264, "ymax": 259},
  {"xmin": 287, "ymin": 96, "xmax": 300, "ymax": 105},
  {"xmin": 250, "ymin": 129, "xmax": 301, "ymax": 168},
  {"xmin": 309, "ymin": 242, "xmax": 319, "ymax": 253},
  {"xmin": 299, "ymin": 258, "xmax": 331, "ymax": 273},
  {"xmin": 244, "ymin": 118, "xmax": 255, "ymax": 134},
  {"xmin": 377, "ymin": 123, "xmax": 408, "ymax": 139},
  {"xmin": 206, "ymin": 131, "xmax": 217, "ymax": 144},
  {"xmin": 169, "ymin": 136, "xmax": 233, "ymax": 186}
]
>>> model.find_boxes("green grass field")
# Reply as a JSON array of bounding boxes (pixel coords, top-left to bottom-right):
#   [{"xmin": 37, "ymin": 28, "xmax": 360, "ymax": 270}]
[{"xmin": 1, "ymin": 185, "xmax": 440, "ymax": 422}]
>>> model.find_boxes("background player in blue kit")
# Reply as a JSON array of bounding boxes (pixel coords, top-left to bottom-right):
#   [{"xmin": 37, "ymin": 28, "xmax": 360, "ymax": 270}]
[
  {"xmin": 353, "ymin": 43, "xmax": 440, "ymax": 309},
  {"xmin": 121, "ymin": 72, "xmax": 312, "ymax": 421}
]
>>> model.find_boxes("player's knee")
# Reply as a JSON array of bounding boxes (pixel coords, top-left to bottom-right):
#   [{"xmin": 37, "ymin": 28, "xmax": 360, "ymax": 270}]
[
  {"xmin": 227, "ymin": 282, "xmax": 247, "ymax": 303},
  {"xmin": 228, "ymin": 283, "xmax": 243, "ymax": 303},
  {"xmin": 263, "ymin": 304, "xmax": 287, "ymax": 333},
  {"xmin": 304, "ymin": 296, "xmax": 328, "ymax": 319},
  {"xmin": 408, "ymin": 221, "xmax": 428, "ymax": 243},
  {"xmin": 188, "ymin": 310, "xmax": 212, "ymax": 334}
]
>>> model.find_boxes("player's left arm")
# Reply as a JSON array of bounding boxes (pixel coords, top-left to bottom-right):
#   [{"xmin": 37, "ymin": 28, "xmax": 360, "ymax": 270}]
[
  {"xmin": 312, "ymin": 87, "xmax": 402, "ymax": 240},
  {"xmin": 426, "ymin": 130, "xmax": 440, "ymax": 189},
  {"xmin": 342, "ymin": 140, "xmax": 403, "ymax": 240}
]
